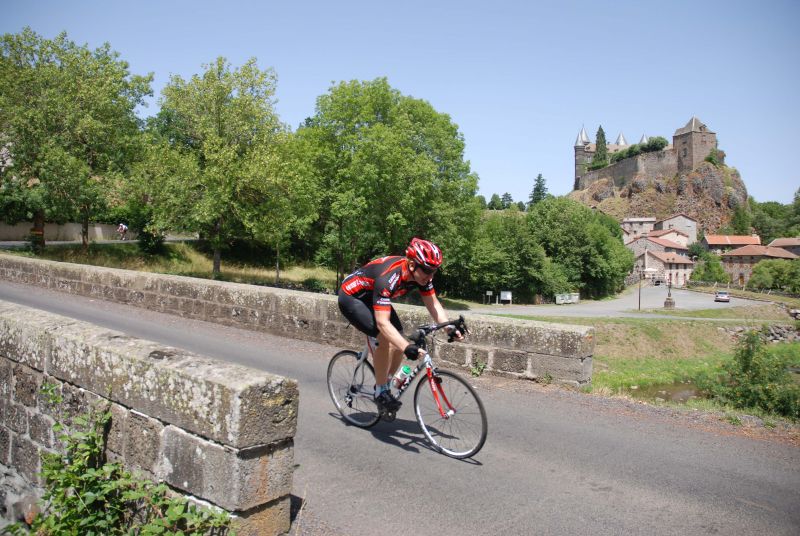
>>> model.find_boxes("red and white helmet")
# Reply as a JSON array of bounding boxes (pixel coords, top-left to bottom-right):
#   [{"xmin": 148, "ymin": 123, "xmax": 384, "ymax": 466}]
[{"xmin": 405, "ymin": 237, "xmax": 443, "ymax": 270}]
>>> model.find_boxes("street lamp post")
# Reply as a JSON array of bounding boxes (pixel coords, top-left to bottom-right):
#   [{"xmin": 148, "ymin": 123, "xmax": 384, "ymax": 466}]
[{"xmin": 637, "ymin": 262, "xmax": 643, "ymax": 311}]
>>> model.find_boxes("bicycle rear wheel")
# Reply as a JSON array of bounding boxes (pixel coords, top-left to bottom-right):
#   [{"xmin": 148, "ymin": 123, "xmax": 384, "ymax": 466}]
[
  {"xmin": 327, "ymin": 350, "xmax": 380, "ymax": 428},
  {"xmin": 414, "ymin": 370, "xmax": 487, "ymax": 459}
]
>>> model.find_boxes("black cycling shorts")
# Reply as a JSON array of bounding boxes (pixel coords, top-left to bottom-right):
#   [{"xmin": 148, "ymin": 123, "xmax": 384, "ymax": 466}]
[{"xmin": 338, "ymin": 289, "xmax": 403, "ymax": 337}]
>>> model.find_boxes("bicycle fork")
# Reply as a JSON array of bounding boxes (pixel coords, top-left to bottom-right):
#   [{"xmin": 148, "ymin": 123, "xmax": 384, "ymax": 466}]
[{"xmin": 426, "ymin": 367, "xmax": 456, "ymax": 419}]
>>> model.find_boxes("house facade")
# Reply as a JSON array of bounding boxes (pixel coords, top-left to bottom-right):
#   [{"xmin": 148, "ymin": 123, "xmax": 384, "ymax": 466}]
[
  {"xmin": 621, "ymin": 217, "xmax": 657, "ymax": 243},
  {"xmin": 653, "ymin": 213, "xmax": 697, "ymax": 245},
  {"xmin": 636, "ymin": 250, "xmax": 694, "ymax": 287},
  {"xmin": 721, "ymin": 245, "xmax": 798, "ymax": 285},
  {"xmin": 647, "ymin": 228, "xmax": 690, "ymax": 248}
]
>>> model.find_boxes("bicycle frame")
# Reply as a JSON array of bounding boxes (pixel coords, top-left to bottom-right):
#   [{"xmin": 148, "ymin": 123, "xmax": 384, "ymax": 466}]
[{"xmin": 355, "ymin": 332, "xmax": 457, "ymax": 419}]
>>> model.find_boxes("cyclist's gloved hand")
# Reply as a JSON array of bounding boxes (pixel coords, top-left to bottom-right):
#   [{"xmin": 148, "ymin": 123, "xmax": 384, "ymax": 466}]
[
  {"xmin": 404, "ymin": 343, "xmax": 421, "ymax": 360},
  {"xmin": 445, "ymin": 325, "xmax": 464, "ymax": 342}
]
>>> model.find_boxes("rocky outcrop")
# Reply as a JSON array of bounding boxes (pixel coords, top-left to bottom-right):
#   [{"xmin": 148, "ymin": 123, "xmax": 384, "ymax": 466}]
[{"xmin": 570, "ymin": 162, "xmax": 748, "ymax": 233}]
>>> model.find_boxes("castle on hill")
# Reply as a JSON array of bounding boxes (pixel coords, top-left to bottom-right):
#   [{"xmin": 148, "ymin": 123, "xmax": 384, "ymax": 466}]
[{"xmin": 573, "ymin": 117, "xmax": 720, "ymax": 191}]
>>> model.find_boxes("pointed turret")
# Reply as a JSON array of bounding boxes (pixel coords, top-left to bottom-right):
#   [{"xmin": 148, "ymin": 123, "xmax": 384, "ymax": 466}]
[
  {"xmin": 615, "ymin": 132, "xmax": 628, "ymax": 146},
  {"xmin": 574, "ymin": 126, "xmax": 590, "ymax": 146},
  {"xmin": 639, "ymin": 134, "xmax": 648, "ymax": 144}
]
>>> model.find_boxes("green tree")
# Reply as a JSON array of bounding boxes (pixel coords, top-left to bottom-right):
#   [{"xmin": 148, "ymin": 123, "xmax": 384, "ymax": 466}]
[
  {"xmin": 526, "ymin": 197, "xmax": 633, "ymax": 298},
  {"xmin": 487, "ymin": 193, "xmax": 503, "ymax": 210},
  {"xmin": 141, "ymin": 57, "xmax": 313, "ymax": 278},
  {"xmin": 469, "ymin": 209, "xmax": 569, "ymax": 301},
  {"xmin": 475, "ymin": 195, "xmax": 487, "ymax": 210},
  {"xmin": 528, "ymin": 173, "xmax": 548, "ymax": 207},
  {"xmin": 0, "ymin": 28, "xmax": 152, "ymax": 249},
  {"xmin": 296, "ymin": 78, "xmax": 479, "ymax": 286},
  {"xmin": 748, "ymin": 259, "xmax": 800, "ymax": 292},
  {"xmin": 591, "ymin": 126, "xmax": 608, "ymax": 169},
  {"xmin": 690, "ymin": 252, "xmax": 729, "ymax": 283},
  {"xmin": 501, "ymin": 192, "xmax": 513, "ymax": 209},
  {"xmin": 730, "ymin": 204, "xmax": 752, "ymax": 235}
]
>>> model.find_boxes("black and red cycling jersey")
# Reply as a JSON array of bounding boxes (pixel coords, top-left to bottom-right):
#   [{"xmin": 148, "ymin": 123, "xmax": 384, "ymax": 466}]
[{"xmin": 340, "ymin": 256, "xmax": 435, "ymax": 311}]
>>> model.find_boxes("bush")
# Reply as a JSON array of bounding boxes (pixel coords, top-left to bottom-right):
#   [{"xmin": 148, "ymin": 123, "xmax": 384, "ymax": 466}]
[
  {"xmin": 6, "ymin": 384, "xmax": 234, "ymax": 535},
  {"xmin": 698, "ymin": 331, "xmax": 799, "ymax": 419}
]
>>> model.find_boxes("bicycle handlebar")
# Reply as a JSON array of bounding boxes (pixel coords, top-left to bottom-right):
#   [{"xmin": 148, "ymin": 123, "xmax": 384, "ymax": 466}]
[{"xmin": 410, "ymin": 315, "xmax": 469, "ymax": 345}]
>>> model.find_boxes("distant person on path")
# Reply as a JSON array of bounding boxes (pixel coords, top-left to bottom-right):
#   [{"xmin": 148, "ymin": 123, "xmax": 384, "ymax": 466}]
[
  {"xmin": 337, "ymin": 237, "xmax": 463, "ymax": 413},
  {"xmin": 117, "ymin": 223, "xmax": 128, "ymax": 240}
]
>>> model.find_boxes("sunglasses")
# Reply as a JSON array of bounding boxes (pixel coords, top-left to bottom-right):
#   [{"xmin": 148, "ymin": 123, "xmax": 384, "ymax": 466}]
[{"xmin": 418, "ymin": 264, "xmax": 438, "ymax": 275}]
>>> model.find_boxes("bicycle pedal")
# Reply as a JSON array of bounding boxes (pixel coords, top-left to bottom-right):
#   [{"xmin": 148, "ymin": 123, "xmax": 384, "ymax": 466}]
[{"xmin": 381, "ymin": 410, "xmax": 396, "ymax": 422}]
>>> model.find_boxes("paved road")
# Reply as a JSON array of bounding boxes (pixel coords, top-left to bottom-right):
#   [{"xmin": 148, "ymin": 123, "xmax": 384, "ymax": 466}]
[
  {"xmin": 474, "ymin": 285, "xmax": 764, "ymax": 318},
  {"xmin": 1, "ymin": 280, "xmax": 798, "ymax": 535}
]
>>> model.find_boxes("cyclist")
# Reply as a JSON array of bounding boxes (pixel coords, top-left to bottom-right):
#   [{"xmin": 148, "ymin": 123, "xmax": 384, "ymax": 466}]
[
  {"xmin": 117, "ymin": 223, "xmax": 128, "ymax": 240},
  {"xmin": 338, "ymin": 237, "xmax": 463, "ymax": 412}
]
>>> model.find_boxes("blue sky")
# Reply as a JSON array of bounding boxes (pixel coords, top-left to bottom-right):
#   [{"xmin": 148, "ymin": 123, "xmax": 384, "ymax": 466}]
[{"xmin": 3, "ymin": 0, "xmax": 799, "ymax": 204}]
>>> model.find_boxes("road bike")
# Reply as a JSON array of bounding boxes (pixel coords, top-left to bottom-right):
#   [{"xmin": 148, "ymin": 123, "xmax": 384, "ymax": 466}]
[{"xmin": 326, "ymin": 316, "xmax": 487, "ymax": 459}]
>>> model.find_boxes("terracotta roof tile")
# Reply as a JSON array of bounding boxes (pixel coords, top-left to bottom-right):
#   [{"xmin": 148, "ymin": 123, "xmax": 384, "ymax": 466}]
[
  {"xmin": 648, "ymin": 250, "xmax": 694, "ymax": 264},
  {"xmin": 647, "ymin": 237, "xmax": 688, "ymax": 250},
  {"xmin": 648, "ymin": 229, "xmax": 688, "ymax": 238},
  {"xmin": 767, "ymin": 237, "xmax": 800, "ymax": 247},
  {"xmin": 704, "ymin": 235, "xmax": 761, "ymax": 246},
  {"xmin": 721, "ymin": 245, "xmax": 798, "ymax": 259}
]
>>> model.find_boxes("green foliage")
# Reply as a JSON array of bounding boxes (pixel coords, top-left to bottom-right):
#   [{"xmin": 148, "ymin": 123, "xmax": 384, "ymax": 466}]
[
  {"xmin": 500, "ymin": 192, "xmax": 513, "ymax": 209},
  {"xmin": 730, "ymin": 205, "xmax": 752, "ymax": 235},
  {"xmin": 487, "ymin": 194, "xmax": 503, "ymax": 210},
  {"xmin": 705, "ymin": 147, "xmax": 722, "ymax": 167},
  {"xmin": 467, "ymin": 209, "xmax": 570, "ymax": 301},
  {"xmin": 591, "ymin": 126, "xmax": 608, "ymax": 169},
  {"xmin": 748, "ymin": 259, "xmax": 800, "ymax": 292},
  {"xmin": 470, "ymin": 359, "xmax": 487, "ymax": 377},
  {"xmin": 610, "ymin": 136, "xmax": 669, "ymax": 164},
  {"xmin": 698, "ymin": 331, "xmax": 799, "ymax": 419},
  {"xmin": 7, "ymin": 384, "xmax": 233, "ymax": 535},
  {"xmin": 750, "ymin": 197, "xmax": 799, "ymax": 244},
  {"xmin": 0, "ymin": 28, "xmax": 152, "ymax": 244},
  {"xmin": 295, "ymin": 77, "xmax": 479, "ymax": 290},
  {"xmin": 526, "ymin": 197, "xmax": 634, "ymax": 298},
  {"xmin": 690, "ymin": 252, "xmax": 730, "ymax": 283},
  {"xmin": 528, "ymin": 173, "xmax": 548, "ymax": 207}
]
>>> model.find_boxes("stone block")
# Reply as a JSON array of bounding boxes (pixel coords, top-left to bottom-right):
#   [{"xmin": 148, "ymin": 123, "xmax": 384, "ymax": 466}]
[
  {"xmin": 105, "ymin": 403, "xmax": 129, "ymax": 457},
  {"xmin": 0, "ymin": 426, "xmax": 9, "ymax": 464},
  {"xmin": 468, "ymin": 347, "xmax": 490, "ymax": 370},
  {"xmin": 11, "ymin": 435, "xmax": 40, "ymax": 483},
  {"xmin": 529, "ymin": 353, "xmax": 591, "ymax": 385},
  {"xmin": 28, "ymin": 413, "xmax": 54, "ymax": 449},
  {"xmin": 233, "ymin": 496, "xmax": 291, "ymax": 536},
  {"xmin": 12, "ymin": 365, "xmax": 42, "ymax": 408},
  {"xmin": 436, "ymin": 342, "xmax": 468, "ymax": 366},
  {"xmin": 0, "ymin": 358, "xmax": 11, "ymax": 398},
  {"xmin": 5, "ymin": 403, "xmax": 27, "ymax": 435},
  {"xmin": 159, "ymin": 426, "xmax": 294, "ymax": 512},
  {"xmin": 125, "ymin": 411, "xmax": 163, "ymax": 473},
  {"xmin": 492, "ymin": 349, "xmax": 529, "ymax": 374}
]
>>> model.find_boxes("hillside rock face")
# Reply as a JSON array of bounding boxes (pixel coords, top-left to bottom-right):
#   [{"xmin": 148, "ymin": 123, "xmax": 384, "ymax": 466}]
[{"xmin": 569, "ymin": 162, "xmax": 748, "ymax": 233}]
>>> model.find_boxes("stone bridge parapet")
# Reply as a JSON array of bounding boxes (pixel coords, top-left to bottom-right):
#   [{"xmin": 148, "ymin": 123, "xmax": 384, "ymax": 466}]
[
  {"xmin": 0, "ymin": 300, "xmax": 298, "ymax": 534},
  {"xmin": 0, "ymin": 253, "xmax": 594, "ymax": 385}
]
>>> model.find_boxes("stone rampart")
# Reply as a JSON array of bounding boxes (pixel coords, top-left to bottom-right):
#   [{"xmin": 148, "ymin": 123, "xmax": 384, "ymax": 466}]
[
  {"xmin": 0, "ymin": 222, "xmax": 135, "ymax": 242},
  {"xmin": 0, "ymin": 254, "xmax": 594, "ymax": 385},
  {"xmin": 577, "ymin": 149, "xmax": 678, "ymax": 190},
  {"xmin": 0, "ymin": 300, "xmax": 298, "ymax": 535}
]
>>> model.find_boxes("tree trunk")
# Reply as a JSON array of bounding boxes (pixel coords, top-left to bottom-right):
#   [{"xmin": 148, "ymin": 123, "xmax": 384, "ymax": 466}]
[
  {"xmin": 275, "ymin": 243, "xmax": 281, "ymax": 285},
  {"xmin": 31, "ymin": 210, "xmax": 46, "ymax": 252},
  {"xmin": 212, "ymin": 219, "xmax": 222, "ymax": 278},
  {"xmin": 81, "ymin": 209, "xmax": 89, "ymax": 251}
]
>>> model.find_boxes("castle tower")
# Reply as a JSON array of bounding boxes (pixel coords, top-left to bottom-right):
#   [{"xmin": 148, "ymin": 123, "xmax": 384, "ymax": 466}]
[
  {"xmin": 615, "ymin": 132, "xmax": 628, "ymax": 146},
  {"xmin": 573, "ymin": 127, "xmax": 592, "ymax": 190},
  {"xmin": 673, "ymin": 117, "xmax": 717, "ymax": 172}
]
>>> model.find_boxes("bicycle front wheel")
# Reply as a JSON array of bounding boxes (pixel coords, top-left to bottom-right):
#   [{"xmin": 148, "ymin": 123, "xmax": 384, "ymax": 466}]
[
  {"xmin": 414, "ymin": 370, "xmax": 487, "ymax": 459},
  {"xmin": 327, "ymin": 350, "xmax": 380, "ymax": 428}
]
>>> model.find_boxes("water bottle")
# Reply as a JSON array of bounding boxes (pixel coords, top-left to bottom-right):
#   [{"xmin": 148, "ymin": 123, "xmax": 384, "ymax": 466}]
[{"xmin": 392, "ymin": 365, "xmax": 412, "ymax": 389}]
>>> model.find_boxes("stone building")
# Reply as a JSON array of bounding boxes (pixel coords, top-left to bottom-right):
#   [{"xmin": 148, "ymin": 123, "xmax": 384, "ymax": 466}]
[
  {"xmin": 626, "ymin": 235, "xmax": 689, "ymax": 260},
  {"xmin": 767, "ymin": 237, "xmax": 800, "ymax": 256},
  {"xmin": 620, "ymin": 217, "xmax": 656, "ymax": 242},
  {"xmin": 654, "ymin": 213, "xmax": 697, "ymax": 245},
  {"xmin": 574, "ymin": 117, "xmax": 720, "ymax": 191},
  {"xmin": 635, "ymin": 250, "xmax": 694, "ymax": 287},
  {"xmin": 647, "ymin": 228, "xmax": 690, "ymax": 248},
  {"xmin": 721, "ymin": 245, "xmax": 798, "ymax": 285}
]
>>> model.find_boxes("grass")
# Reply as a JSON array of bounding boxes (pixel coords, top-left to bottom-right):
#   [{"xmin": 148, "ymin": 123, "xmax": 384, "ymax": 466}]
[
  {"xmin": 644, "ymin": 303, "xmax": 791, "ymax": 321},
  {"xmin": 7, "ymin": 242, "xmax": 339, "ymax": 290}
]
